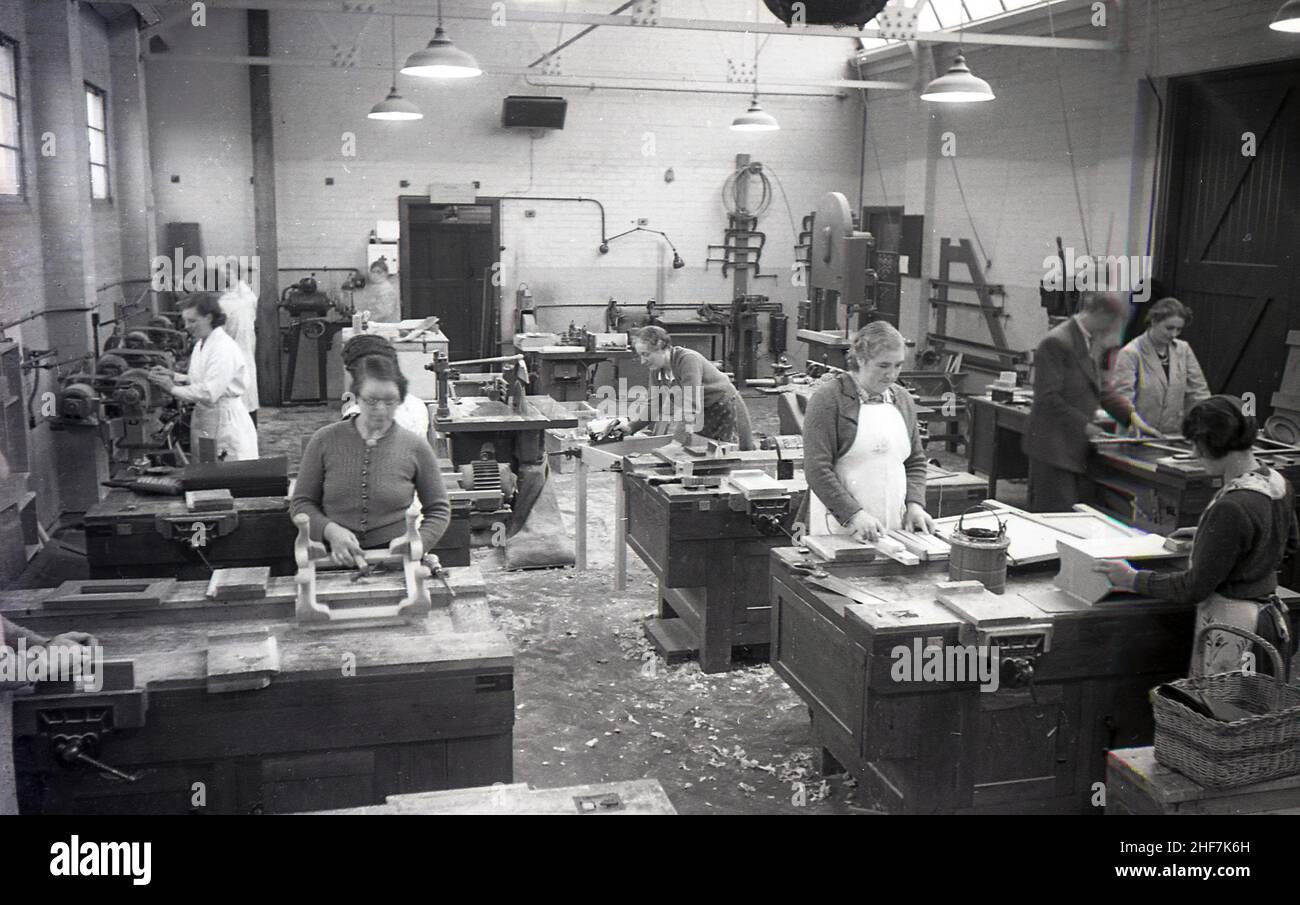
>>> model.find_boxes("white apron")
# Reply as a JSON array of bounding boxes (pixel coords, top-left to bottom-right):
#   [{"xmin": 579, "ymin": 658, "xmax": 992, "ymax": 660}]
[
  {"xmin": 808, "ymin": 400, "xmax": 910, "ymax": 536},
  {"xmin": 1188, "ymin": 468, "xmax": 1287, "ymax": 676},
  {"xmin": 174, "ymin": 327, "xmax": 259, "ymax": 462}
]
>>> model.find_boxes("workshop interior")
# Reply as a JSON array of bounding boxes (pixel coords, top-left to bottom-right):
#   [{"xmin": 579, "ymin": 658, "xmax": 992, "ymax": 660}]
[{"xmin": 2, "ymin": 0, "xmax": 1300, "ymax": 822}]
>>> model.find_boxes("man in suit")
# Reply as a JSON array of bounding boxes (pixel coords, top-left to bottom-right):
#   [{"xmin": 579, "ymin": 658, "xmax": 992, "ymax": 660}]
[{"xmin": 1024, "ymin": 291, "xmax": 1160, "ymax": 512}]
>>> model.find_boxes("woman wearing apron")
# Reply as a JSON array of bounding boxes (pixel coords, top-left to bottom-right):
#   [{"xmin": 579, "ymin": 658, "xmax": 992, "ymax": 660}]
[
  {"xmin": 802, "ymin": 321, "xmax": 933, "ymax": 542},
  {"xmin": 614, "ymin": 326, "xmax": 756, "ymax": 450},
  {"xmin": 1096, "ymin": 396, "xmax": 1298, "ymax": 676},
  {"xmin": 148, "ymin": 292, "xmax": 259, "ymax": 461},
  {"xmin": 1110, "ymin": 297, "xmax": 1211, "ymax": 436}
]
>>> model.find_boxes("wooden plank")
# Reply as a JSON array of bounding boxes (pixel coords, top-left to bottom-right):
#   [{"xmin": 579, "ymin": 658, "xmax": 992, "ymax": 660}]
[
  {"xmin": 206, "ymin": 567, "xmax": 271, "ymax": 600},
  {"xmin": 1054, "ymin": 537, "xmax": 1185, "ymax": 604}
]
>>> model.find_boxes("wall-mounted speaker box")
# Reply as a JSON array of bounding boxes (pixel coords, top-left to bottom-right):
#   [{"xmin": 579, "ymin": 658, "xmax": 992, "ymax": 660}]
[{"xmin": 502, "ymin": 96, "xmax": 567, "ymax": 130}]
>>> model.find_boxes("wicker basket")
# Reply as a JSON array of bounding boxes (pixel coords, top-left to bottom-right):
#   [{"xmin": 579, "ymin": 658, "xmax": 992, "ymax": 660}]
[{"xmin": 1152, "ymin": 623, "xmax": 1300, "ymax": 789}]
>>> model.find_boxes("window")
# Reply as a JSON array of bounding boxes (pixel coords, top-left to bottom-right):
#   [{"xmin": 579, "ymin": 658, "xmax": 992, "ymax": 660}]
[
  {"xmin": 85, "ymin": 82, "xmax": 108, "ymax": 200},
  {"xmin": 0, "ymin": 35, "xmax": 20, "ymax": 196}
]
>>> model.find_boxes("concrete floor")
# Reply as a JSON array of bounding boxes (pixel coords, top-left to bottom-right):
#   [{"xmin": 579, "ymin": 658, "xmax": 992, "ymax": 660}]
[{"xmin": 27, "ymin": 390, "xmax": 1026, "ymax": 815}]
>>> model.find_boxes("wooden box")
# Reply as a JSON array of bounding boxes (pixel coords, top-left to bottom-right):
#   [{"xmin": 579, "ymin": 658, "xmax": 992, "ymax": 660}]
[{"xmin": 1106, "ymin": 746, "xmax": 1300, "ymax": 815}]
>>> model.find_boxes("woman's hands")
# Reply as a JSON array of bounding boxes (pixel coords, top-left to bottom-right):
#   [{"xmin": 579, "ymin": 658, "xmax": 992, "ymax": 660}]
[
  {"xmin": 323, "ymin": 522, "xmax": 365, "ymax": 568},
  {"xmin": 1093, "ymin": 558, "xmax": 1139, "ymax": 592},
  {"xmin": 47, "ymin": 631, "xmax": 99, "ymax": 649},
  {"xmin": 846, "ymin": 510, "xmax": 886, "ymax": 543},
  {"xmin": 903, "ymin": 502, "xmax": 935, "ymax": 534},
  {"xmin": 147, "ymin": 366, "xmax": 175, "ymax": 391}
]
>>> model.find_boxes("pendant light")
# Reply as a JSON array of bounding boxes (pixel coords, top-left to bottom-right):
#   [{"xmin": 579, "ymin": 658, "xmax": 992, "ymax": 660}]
[
  {"xmin": 1270, "ymin": 0, "xmax": 1300, "ymax": 32},
  {"xmin": 402, "ymin": 0, "xmax": 483, "ymax": 79},
  {"xmin": 920, "ymin": 52, "xmax": 995, "ymax": 103},
  {"xmin": 370, "ymin": 17, "xmax": 422, "ymax": 121},
  {"xmin": 731, "ymin": 34, "xmax": 779, "ymax": 131}
]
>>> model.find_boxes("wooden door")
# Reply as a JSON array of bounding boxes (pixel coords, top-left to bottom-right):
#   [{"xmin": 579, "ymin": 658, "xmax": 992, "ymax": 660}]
[
  {"xmin": 402, "ymin": 203, "xmax": 497, "ymax": 360},
  {"xmin": 1160, "ymin": 62, "xmax": 1300, "ymax": 418}
]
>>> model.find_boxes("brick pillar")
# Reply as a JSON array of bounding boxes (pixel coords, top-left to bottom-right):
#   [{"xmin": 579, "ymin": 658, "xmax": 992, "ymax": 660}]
[{"xmin": 27, "ymin": 0, "xmax": 104, "ymax": 519}]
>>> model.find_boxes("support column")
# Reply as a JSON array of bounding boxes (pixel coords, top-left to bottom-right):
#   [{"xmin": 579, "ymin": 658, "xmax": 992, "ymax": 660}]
[
  {"xmin": 27, "ymin": 0, "xmax": 102, "ymax": 519},
  {"xmin": 248, "ymin": 9, "xmax": 282, "ymax": 407},
  {"xmin": 108, "ymin": 14, "xmax": 156, "ymax": 288}
]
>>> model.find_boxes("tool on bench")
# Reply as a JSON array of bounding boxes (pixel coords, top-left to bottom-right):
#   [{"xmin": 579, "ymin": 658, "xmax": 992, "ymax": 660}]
[
  {"xmin": 292, "ymin": 511, "xmax": 449, "ymax": 625},
  {"xmin": 102, "ymin": 474, "xmax": 184, "ymax": 496}
]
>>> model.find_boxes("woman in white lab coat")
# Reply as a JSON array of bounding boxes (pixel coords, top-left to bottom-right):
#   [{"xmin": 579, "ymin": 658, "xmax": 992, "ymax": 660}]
[
  {"xmin": 148, "ymin": 292, "xmax": 259, "ymax": 461},
  {"xmin": 217, "ymin": 261, "xmax": 260, "ymax": 426},
  {"xmin": 1111, "ymin": 297, "xmax": 1211, "ymax": 436}
]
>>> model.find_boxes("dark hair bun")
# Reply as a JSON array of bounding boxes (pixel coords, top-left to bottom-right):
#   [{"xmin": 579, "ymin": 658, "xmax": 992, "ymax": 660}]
[{"xmin": 1181, "ymin": 395, "xmax": 1255, "ymax": 459}]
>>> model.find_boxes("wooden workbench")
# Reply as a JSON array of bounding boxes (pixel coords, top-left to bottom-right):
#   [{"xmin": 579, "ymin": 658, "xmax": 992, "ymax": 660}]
[
  {"xmin": 2, "ymin": 567, "xmax": 514, "ymax": 815},
  {"xmin": 615, "ymin": 443, "xmax": 990, "ymax": 672},
  {"xmin": 84, "ymin": 487, "xmax": 475, "ymax": 575},
  {"xmin": 309, "ymin": 779, "xmax": 677, "ymax": 815},
  {"xmin": 966, "ymin": 394, "xmax": 1031, "ymax": 498},
  {"xmin": 768, "ymin": 546, "xmax": 1300, "ymax": 814}
]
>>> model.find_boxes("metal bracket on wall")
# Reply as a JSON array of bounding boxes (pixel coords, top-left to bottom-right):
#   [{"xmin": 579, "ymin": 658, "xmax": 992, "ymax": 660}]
[{"xmin": 630, "ymin": 0, "xmax": 659, "ymax": 27}]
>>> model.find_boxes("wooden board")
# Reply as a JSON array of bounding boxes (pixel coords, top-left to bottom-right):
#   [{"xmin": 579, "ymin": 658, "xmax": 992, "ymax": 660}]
[
  {"xmin": 206, "ymin": 567, "xmax": 271, "ymax": 600},
  {"xmin": 206, "ymin": 629, "xmax": 280, "ymax": 693},
  {"xmin": 804, "ymin": 533, "xmax": 876, "ymax": 563},
  {"xmin": 45, "ymin": 579, "xmax": 175, "ymax": 610},
  {"xmin": 924, "ymin": 503, "xmax": 1150, "ymax": 565},
  {"xmin": 935, "ymin": 581, "xmax": 1047, "ymax": 627},
  {"xmin": 1054, "ymin": 536, "xmax": 1186, "ymax": 605},
  {"xmin": 309, "ymin": 780, "xmax": 677, "ymax": 815}
]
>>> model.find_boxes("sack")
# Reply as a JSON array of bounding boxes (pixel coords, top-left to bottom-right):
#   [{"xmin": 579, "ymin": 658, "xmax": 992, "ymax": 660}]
[{"xmin": 503, "ymin": 465, "xmax": 575, "ymax": 570}]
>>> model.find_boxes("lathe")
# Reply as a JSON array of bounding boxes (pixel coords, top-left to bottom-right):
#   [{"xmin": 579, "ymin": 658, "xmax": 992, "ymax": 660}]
[
  {"xmin": 52, "ymin": 325, "xmax": 185, "ymax": 467},
  {"xmin": 4, "ymin": 513, "xmax": 513, "ymax": 815},
  {"xmin": 768, "ymin": 511, "xmax": 1300, "ymax": 814}
]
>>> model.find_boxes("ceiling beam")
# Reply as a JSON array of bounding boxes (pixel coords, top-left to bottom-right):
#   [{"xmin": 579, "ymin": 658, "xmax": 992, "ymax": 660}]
[
  {"xmin": 95, "ymin": 0, "xmax": 1120, "ymax": 51},
  {"xmin": 139, "ymin": 51, "xmax": 910, "ymax": 92}
]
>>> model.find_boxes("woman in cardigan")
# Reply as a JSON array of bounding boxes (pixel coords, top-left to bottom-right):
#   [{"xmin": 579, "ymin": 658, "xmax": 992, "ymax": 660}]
[
  {"xmin": 610, "ymin": 325, "xmax": 755, "ymax": 450},
  {"xmin": 802, "ymin": 321, "xmax": 933, "ymax": 543},
  {"xmin": 1111, "ymin": 297, "xmax": 1211, "ymax": 436},
  {"xmin": 291, "ymin": 355, "xmax": 450, "ymax": 567},
  {"xmin": 1095, "ymin": 396, "xmax": 1298, "ymax": 676}
]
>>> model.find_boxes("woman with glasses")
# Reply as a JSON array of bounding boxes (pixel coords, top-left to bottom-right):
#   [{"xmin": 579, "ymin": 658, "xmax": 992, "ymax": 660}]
[
  {"xmin": 339, "ymin": 334, "xmax": 430, "ymax": 440},
  {"xmin": 291, "ymin": 355, "xmax": 450, "ymax": 567}
]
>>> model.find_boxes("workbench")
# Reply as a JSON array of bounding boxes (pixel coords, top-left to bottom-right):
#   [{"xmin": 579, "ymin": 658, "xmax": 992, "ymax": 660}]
[
  {"xmin": 769, "ymin": 547, "xmax": 1300, "ymax": 814},
  {"xmin": 3, "ymin": 567, "xmax": 513, "ymax": 815},
  {"xmin": 517, "ymin": 344, "xmax": 634, "ymax": 403},
  {"xmin": 339, "ymin": 321, "xmax": 449, "ymax": 400},
  {"xmin": 84, "ymin": 487, "xmax": 475, "ymax": 576},
  {"xmin": 434, "ymin": 395, "xmax": 579, "ymax": 468},
  {"xmin": 309, "ymin": 779, "xmax": 676, "ymax": 815},
  {"xmin": 966, "ymin": 394, "xmax": 1030, "ymax": 498},
  {"xmin": 615, "ymin": 443, "xmax": 988, "ymax": 672},
  {"xmin": 1086, "ymin": 437, "xmax": 1300, "ymax": 535},
  {"xmin": 622, "ymin": 445, "xmax": 807, "ymax": 673}
]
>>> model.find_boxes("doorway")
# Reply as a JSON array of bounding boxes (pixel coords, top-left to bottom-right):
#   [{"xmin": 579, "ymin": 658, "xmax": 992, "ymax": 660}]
[
  {"xmin": 400, "ymin": 199, "xmax": 500, "ymax": 360},
  {"xmin": 1157, "ymin": 60, "xmax": 1300, "ymax": 419}
]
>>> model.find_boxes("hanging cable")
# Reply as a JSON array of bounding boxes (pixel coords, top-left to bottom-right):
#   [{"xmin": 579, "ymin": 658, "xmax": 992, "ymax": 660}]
[
  {"xmin": 946, "ymin": 155, "xmax": 993, "ymax": 272},
  {"xmin": 721, "ymin": 163, "xmax": 773, "ymax": 219},
  {"xmin": 1046, "ymin": 0, "xmax": 1092, "ymax": 258}
]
